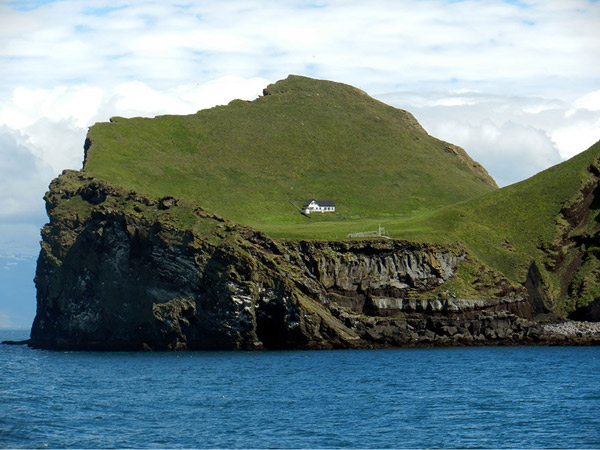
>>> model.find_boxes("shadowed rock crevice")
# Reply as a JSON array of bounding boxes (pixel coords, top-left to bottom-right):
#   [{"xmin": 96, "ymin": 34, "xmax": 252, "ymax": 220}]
[{"xmin": 538, "ymin": 158, "xmax": 600, "ymax": 317}]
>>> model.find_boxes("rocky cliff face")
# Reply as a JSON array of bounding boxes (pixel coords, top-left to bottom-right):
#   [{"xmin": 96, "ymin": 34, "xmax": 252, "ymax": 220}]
[
  {"xmin": 30, "ymin": 171, "xmax": 595, "ymax": 351},
  {"xmin": 543, "ymin": 160, "xmax": 600, "ymax": 318}
]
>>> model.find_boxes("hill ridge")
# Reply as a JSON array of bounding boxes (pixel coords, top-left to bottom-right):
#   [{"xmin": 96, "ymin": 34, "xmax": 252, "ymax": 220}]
[{"xmin": 83, "ymin": 75, "xmax": 497, "ymax": 231}]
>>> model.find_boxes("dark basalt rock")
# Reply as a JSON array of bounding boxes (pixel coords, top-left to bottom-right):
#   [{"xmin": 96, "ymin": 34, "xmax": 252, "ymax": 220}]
[
  {"xmin": 1, "ymin": 339, "xmax": 30, "ymax": 346},
  {"xmin": 570, "ymin": 298, "xmax": 600, "ymax": 322},
  {"xmin": 29, "ymin": 170, "xmax": 598, "ymax": 351}
]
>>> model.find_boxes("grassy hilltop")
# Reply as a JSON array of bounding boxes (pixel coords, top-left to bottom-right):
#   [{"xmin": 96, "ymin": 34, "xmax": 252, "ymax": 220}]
[
  {"xmin": 84, "ymin": 75, "xmax": 496, "ymax": 235},
  {"xmin": 82, "ymin": 75, "xmax": 600, "ymax": 314}
]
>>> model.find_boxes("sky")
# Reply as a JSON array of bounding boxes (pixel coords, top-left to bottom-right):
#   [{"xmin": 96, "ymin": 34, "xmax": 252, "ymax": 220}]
[{"xmin": 0, "ymin": 0, "xmax": 599, "ymax": 328}]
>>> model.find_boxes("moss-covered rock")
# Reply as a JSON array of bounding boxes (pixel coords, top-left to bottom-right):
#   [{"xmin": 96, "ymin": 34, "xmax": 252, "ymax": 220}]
[{"xmin": 31, "ymin": 171, "xmax": 584, "ymax": 351}]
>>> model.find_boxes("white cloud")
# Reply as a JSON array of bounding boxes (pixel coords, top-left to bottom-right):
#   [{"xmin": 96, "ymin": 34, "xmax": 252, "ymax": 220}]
[
  {"xmin": 0, "ymin": 126, "xmax": 54, "ymax": 219},
  {"xmin": 106, "ymin": 76, "xmax": 268, "ymax": 118},
  {"xmin": 0, "ymin": 0, "xmax": 598, "ymax": 242},
  {"xmin": 0, "ymin": 0, "xmax": 598, "ymax": 95},
  {"xmin": 379, "ymin": 88, "xmax": 600, "ymax": 186},
  {"xmin": 552, "ymin": 119, "xmax": 600, "ymax": 159},
  {"xmin": 523, "ymin": 103, "xmax": 561, "ymax": 115},
  {"xmin": 427, "ymin": 118, "xmax": 561, "ymax": 187},
  {"xmin": 0, "ymin": 76, "xmax": 267, "ymax": 260},
  {"xmin": 425, "ymin": 96, "xmax": 480, "ymax": 107},
  {"xmin": 573, "ymin": 90, "xmax": 600, "ymax": 112}
]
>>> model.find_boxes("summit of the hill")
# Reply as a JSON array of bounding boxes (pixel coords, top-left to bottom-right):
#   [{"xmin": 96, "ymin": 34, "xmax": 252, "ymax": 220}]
[{"xmin": 83, "ymin": 75, "xmax": 497, "ymax": 232}]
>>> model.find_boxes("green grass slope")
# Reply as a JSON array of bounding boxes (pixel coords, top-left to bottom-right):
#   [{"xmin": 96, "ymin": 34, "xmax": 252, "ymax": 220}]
[
  {"xmin": 84, "ymin": 75, "xmax": 496, "ymax": 233},
  {"xmin": 397, "ymin": 140, "xmax": 600, "ymax": 310},
  {"xmin": 79, "ymin": 75, "xmax": 600, "ymax": 312}
]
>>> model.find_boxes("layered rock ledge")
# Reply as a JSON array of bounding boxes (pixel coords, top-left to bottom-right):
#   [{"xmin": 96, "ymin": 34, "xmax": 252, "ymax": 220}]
[{"xmin": 27, "ymin": 171, "xmax": 599, "ymax": 351}]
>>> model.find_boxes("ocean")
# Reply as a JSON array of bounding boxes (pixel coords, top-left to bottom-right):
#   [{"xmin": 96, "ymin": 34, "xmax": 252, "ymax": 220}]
[{"xmin": 1, "ymin": 329, "xmax": 599, "ymax": 449}]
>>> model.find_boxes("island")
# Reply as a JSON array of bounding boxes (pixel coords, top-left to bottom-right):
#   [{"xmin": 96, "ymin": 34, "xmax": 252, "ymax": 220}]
[{"xmin": 28, "ymin": 75, "xmax": 600, "ymax": 350}]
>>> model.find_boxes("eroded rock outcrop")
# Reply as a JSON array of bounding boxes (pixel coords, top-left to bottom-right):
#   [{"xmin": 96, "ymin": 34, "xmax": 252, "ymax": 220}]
[
  {"xmin": 29, "ymin": 170, "xmax": 597, "ymax": 351},
  {"xmin": 539, "ymin": 158, "xmax": 600, "ymax": 320}
]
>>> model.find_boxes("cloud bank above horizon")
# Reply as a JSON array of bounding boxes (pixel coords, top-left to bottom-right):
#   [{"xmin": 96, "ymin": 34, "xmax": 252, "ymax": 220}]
[{"xmin": 1, "ymin": 0, "xmax": 600, "ymax": 261}]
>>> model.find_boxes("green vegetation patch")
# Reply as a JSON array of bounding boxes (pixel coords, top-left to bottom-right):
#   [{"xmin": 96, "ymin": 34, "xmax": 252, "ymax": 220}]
[
  {"xmin": 400, "ymin": 141, "xmax": 600, "ymax": 284},
  {"xmin": 84, "ymin": 75, "xmax": 496, "ymax": 233},
  {"xmin": 79, "ymin": 75, "xmax": 600, "ymax": 310}
]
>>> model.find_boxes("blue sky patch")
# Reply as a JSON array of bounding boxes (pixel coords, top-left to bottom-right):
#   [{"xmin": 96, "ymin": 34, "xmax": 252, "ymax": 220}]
[
  {"xmin": 82, "ymin": 4, "xmax": 127, "ymax": 16},
  {"xmin": 74, "ymin": 24, "xmax": 91, "ymax": 33},
  {"xmin": 7, "ymin": 0, "xmax": 62, "ymax": 11},
  {"xmin": 174, "ymin": 3, "xmax": 193, "ymax": 10},
  {"xmin": 295, "ymin": 1, "xmax": 327, "ymax": 9},
  {"xmin": 502, "ymin": 0, "xmax": 530, "ymax": 8}
]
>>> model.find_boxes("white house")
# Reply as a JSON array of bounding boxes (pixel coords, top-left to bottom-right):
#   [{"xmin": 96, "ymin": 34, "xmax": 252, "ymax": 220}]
[{"xmin": 302, "ymin": 199, "xmax": 336, "ymax": 214}]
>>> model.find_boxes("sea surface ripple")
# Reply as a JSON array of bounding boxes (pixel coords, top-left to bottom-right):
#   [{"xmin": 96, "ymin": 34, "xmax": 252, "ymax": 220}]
[{"xmin": 1, "ymin": 329, "xmax": 599, "ymax": 448}]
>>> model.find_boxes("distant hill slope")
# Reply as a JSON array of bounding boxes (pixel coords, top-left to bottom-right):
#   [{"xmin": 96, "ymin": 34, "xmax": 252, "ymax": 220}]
[
  {"xmin": 83, "ymin": 75, "xmax": 496, "ymax": 228},
  {"xmin": 398, "ymin": 140, "xmax": 600, "ymax": 314}
]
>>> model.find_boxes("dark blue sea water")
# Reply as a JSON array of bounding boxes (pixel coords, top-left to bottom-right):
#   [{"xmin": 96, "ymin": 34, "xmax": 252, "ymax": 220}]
[{"xmin": 1, "ymin": 329, "xmax": 599, "ymax": 449}]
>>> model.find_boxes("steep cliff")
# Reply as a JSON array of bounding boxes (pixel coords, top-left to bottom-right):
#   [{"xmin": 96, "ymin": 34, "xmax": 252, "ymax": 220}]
[
  {"xmin": 27, "ymin": 76, "xmax": 600, "ymax": 350},
  {"xmin": 31, "ymin": 171, "xmax": 587, "ymax": 351}
]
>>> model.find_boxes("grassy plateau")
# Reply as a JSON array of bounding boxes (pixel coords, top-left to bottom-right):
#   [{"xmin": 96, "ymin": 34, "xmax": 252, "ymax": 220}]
[
  {"xmin": 82, "ymin": 75, "xmax": 600, "ymax": 311},
  {"xmin": 84, "ymin": 75, "xmax": 496, "ymax": 232}
]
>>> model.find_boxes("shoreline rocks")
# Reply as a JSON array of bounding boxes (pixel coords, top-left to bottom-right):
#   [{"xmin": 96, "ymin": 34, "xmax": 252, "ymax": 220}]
[{"xmin": 542, "ymin": 321, "xmax": 600, "ymax": 338}]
